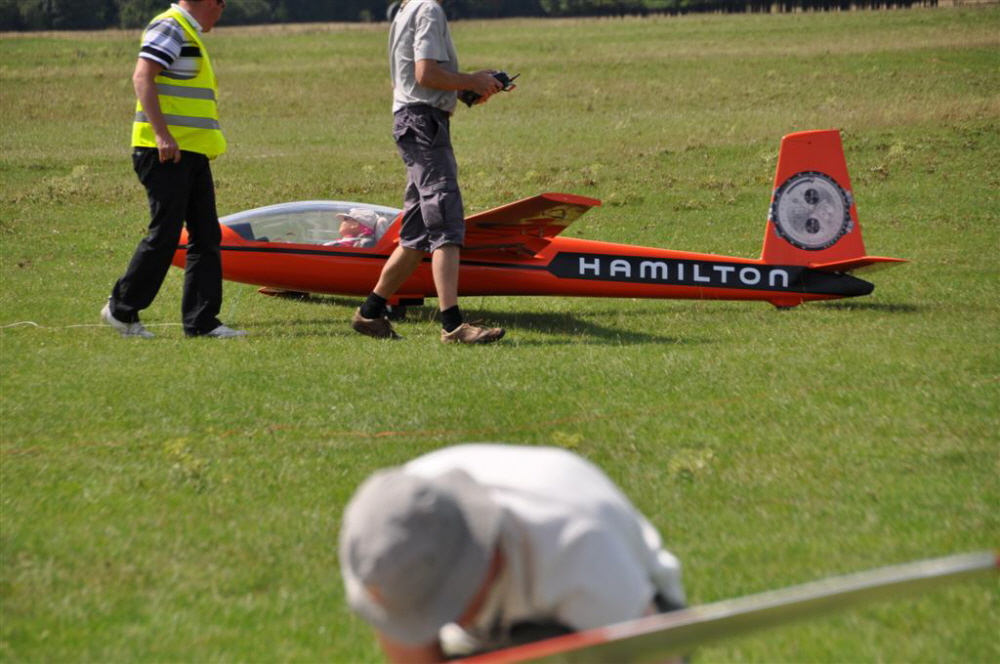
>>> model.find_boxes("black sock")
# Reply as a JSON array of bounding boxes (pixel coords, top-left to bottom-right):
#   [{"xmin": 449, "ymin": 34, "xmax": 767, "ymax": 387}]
[
  {"xmin": 441, "ymin": 305, "xmax": 463, "ymax": 333},
  {"xmin": 360, "ymin": 293, "xmax": 387, "ymax": 319}
]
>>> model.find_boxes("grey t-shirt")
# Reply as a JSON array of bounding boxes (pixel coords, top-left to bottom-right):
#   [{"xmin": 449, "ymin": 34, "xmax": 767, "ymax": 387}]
[{"xmin": 389, "ymin": 0, "xmax": 459, "ymax": 114}]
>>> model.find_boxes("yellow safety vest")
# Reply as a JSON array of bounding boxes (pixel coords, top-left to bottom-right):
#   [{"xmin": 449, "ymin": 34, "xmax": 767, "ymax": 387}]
[{"xmin": 131, "ymin": 7, "xmax": 226, "ymax": 158}]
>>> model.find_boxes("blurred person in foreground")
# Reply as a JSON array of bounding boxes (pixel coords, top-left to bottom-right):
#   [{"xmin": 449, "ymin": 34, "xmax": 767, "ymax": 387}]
[
  {"xmin": 101, "ymin": 0, "xmax": 246, "ymax": 339},
  {"xmin": 339, "ymin": 444, "xmax": 686, "ymax": 662},
  {"xmin": 351, "ymin": 0, "xmax": 507, "ymax": 344}
]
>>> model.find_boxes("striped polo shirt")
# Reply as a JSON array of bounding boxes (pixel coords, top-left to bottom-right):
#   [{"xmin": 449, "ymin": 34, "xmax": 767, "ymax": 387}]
[{"xmin": 138, "ymin": 3, "xmax": 204, "ymax": 80}]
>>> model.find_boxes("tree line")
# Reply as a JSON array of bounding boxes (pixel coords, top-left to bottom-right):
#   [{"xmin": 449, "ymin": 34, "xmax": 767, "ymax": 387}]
[{"xmin": 0, "ymin": 0, "xmax": 940, "ymax": 31}]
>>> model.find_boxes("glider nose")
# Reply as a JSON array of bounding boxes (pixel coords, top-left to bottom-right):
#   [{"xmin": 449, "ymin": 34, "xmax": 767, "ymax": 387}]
[
  {"xmin": 171, "ymin": 229, "xmax": 190, "ymax": 269},
  {"xmin": 172, "ymin": 224, "xmax": 242, "ymax": 269}
]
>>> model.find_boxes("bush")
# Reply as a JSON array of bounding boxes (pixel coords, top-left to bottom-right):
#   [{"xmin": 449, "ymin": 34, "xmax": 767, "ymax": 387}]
[{"xmin": 0, "ymin": 0, "xmax": 949, "ymax": 31}]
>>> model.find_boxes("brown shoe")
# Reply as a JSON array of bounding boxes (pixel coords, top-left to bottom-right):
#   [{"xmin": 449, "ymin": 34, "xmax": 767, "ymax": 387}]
[
  {"xmin": 441, "ymin": 322, "xmax": 506, "ymax": 344},
  {"xmin": 352, "ymin": 308, "xmax": 401, "ymax": 340}
]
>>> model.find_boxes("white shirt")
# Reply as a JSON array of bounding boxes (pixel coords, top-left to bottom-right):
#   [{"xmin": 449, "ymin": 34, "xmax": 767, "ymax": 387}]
[
  {"xmin": 138, "ymin": 4, "xmax": 204, "ymax": 80},
  {"xmin": 405, "ymin": 444, "xmax": 686, "ymax": 647}
]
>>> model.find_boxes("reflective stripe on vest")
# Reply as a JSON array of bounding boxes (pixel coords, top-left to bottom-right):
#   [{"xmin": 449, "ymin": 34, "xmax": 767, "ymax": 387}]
[
  {"xmin": 155, "ymin": 83, "xmax": 216, "ymax": 101},
  {"xmin": 135, "ymin": 112, "xmax": 221, "ymax": 130},
  {"xmin": 131, "ymin": 8, "xmax": 226, "ymax": 158}
]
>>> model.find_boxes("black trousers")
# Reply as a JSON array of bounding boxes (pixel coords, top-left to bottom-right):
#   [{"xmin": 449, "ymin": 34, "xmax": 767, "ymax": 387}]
[
  {"xmin": 110, "ymin": 148, "xmax": 223, "ymax": 336},
  {"xmin": 501, "ymin": 593, "xmax": 685, "ymax": 646},
  {"xmin": 447, "ymin": 593, "xmax": 686, "ymax": 658}
]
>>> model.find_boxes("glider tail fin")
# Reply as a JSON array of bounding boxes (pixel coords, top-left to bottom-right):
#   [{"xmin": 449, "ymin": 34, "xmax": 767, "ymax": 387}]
[{"xmin": 761, "ymin": 130, "xmax": 904, "ymax": 273}]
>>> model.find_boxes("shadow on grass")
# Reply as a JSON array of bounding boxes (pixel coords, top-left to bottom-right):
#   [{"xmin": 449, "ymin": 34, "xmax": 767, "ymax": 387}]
[
  {"xmin": 248, "ymin": 294, "xmax": 706, "ymax": 345},
  {"xmin": 467, "ymin": 309, "xmax": 700, "ymax": 346},
  {"xmin": 253, "ymin": 292, "xmax": 356, "ymax": 308},
  {"xmin": 817, "ymin": 301, "xmax": 921, "ymax": 314}
]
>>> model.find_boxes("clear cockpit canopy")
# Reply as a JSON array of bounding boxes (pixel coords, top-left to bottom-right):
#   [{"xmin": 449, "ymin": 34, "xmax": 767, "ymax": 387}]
[{"xmin": 220, "ymin": 201, "xmax": 401, "ymax": 247}]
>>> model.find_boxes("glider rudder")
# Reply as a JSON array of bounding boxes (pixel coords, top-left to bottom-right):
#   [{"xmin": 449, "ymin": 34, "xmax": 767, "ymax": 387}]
[
  {"xmin": 761, "ymin": 130, "xmax": 906, "ymax": 279},
  {"xmin": 761, "ymin": 129, "xmax": 869, "ymax": 268}
]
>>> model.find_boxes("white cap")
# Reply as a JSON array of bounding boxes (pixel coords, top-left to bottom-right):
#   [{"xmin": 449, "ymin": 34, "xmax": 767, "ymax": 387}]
[
  {"xmin": 339, "ymin": 468, "xmax": 502, "ymax": 646},
  {"xmin": 336, "ymin": 208, "xmax": 383, "ymax": 232}
]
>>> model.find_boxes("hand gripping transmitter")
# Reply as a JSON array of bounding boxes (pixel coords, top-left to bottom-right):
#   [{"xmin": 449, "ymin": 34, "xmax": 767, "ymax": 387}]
[{"xmin": 459, "ymin": 71, "xmax": 519, "ymax": 107}]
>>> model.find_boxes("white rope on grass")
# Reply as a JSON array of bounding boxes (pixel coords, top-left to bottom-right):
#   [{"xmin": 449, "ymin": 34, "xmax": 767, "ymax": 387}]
[
  {"xmin": 3, "ymin": 286, "xmax": 248, "ymax": 332},
  {"xmin": 225, "ymin": 284, "xmax": 246, "ymax": 322},
  {"xmin": 1, "ymin": 321, "xmax": 183, "ymax": 330}
]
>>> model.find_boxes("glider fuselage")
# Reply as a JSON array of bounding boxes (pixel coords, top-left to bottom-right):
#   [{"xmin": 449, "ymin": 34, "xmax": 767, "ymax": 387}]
[
  {"xmin": 209, "ymin": 232, "xmax": 872, "ymax": 309},
  {"xmin": 173, "ymin": 130, "xmax": 903, "ymax": 310}
]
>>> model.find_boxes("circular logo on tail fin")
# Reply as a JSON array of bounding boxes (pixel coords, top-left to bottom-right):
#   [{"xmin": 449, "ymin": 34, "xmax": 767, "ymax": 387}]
[{"xmin": 769, "ymin": 172, "xmax": 853, "ymax": 251}]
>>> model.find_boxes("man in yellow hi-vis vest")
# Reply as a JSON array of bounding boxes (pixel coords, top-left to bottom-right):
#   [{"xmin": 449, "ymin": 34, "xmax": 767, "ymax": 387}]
[{"xmin": 102, "ymin": 0, "xmax": 246, "ymax": 339}]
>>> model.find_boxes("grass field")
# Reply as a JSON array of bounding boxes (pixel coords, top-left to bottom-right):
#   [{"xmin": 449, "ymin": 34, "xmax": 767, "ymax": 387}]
[{"xmin": 2, "ymin": 6, "xmax": 999, "ymax": 662}]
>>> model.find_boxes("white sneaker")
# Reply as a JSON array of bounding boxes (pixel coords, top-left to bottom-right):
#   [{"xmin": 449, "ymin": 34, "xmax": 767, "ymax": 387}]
[
  {"xmin": 439, "ymin": 623, "xmax": 482, "ymax": 659},
  {"xmin": 202, "ymin": 324, "xmax": 247, "ymax": 338},
  {"xmin": 101, "ymin": 303, "xmax": 154, "ymax": 339}
]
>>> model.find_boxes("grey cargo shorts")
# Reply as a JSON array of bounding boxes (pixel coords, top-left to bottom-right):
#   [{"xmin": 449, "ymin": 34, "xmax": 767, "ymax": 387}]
[{"xmin": 392, "ymin": 104, "xmax": 465, "ymax": 252}]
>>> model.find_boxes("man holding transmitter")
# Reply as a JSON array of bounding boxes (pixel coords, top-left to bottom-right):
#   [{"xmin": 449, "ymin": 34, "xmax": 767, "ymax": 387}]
[
  {"xmin": 352, "ymin": 0, "xmax": 507, "ymax": 344},
  {"xmin": 102, "ymin": 0, "xmax": 245, "ymax": 339}
]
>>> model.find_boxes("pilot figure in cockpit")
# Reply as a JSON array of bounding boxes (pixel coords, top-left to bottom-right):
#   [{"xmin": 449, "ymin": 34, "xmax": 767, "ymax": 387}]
[{"xmin": 331, "ymin": 208, "xmax": 387, "ymax": 248}]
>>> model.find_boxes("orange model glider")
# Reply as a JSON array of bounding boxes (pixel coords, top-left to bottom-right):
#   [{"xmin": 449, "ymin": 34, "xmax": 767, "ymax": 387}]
[
  {"xmin": 458, "ymin": 551, "xmax": 997, "ymax": 664},
  {"xmin": 172, "ymin": 130, "xmax": 904, "ymax": 312}
]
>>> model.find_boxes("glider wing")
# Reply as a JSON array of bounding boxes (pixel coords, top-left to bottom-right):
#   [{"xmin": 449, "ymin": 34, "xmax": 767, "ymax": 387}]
[
  {"xmin": 459, "ymin": 551, "xmax": 997, "ymax": 664},
  {"xmin": 462, "ymin": 193, "xmax": 601, "ymax": 259}
]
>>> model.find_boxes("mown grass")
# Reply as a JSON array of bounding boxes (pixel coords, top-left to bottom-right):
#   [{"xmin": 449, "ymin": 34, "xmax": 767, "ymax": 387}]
[{"xmin": 2, "ymin": 7, "xmax": 999, "ymax": 662}]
